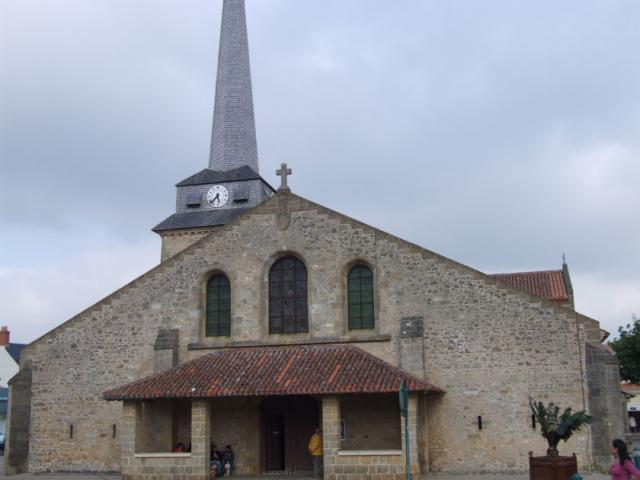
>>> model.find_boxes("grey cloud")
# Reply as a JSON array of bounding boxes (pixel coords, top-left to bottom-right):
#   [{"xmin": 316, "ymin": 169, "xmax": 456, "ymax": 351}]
[{"xmin": 1, "ymin": 0, "xmax": 638, "ymax": 341}]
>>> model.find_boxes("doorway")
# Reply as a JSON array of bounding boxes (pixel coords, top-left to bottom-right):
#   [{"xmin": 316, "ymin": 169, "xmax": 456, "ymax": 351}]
[
  {"xmin": 265, "ymin": 414, "xmax": 285, "ymax": 471},
  {"xmin": 261, "ymin": 396, "xmax": 320, "ymax": 474}
]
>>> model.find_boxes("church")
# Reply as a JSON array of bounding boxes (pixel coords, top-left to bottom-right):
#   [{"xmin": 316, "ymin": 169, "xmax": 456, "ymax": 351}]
[{"xmin": 5, "ymin": 1, "xmax": 625, "ymax": 479}]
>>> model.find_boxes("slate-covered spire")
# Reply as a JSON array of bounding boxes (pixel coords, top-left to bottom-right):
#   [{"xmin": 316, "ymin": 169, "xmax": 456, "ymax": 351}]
[
  {"xmin": 208, "ymin": 0, "xmax": 259, "ymax": 173},
  {"xmin": 154, "ymin": 0, "xmax": 275, "ymax": 258}
]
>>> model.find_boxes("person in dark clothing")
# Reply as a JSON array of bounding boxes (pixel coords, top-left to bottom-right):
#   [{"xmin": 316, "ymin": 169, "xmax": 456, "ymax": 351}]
[
  {"xmin": 172, "ymin": 442, "xmax": 186, "ymax": 452},
  {"xmin": 222, "ymin": 445, "xmax": 235, "ymax": 475},
  {"xmin": 210, "ymin": 443, "xmax": 223, "ymax": 477}
]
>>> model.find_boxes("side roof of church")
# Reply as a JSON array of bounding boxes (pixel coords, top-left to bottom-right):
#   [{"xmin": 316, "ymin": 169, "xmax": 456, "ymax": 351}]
[{"xmin": 491, "ymin": 270, "xmax": 569, "ymax": 303}]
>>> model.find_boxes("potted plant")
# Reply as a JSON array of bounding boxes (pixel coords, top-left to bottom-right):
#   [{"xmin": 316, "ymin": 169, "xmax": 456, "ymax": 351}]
[{"xmin": 528, "ymin": 399, "xmax": 592, "ymax": 480}]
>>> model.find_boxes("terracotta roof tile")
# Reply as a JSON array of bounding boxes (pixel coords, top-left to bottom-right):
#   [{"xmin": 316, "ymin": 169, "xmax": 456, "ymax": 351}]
[
  {"xmin": 103, "ymin": 344, "xmax": 443, "ymax": 400},
  {"xmin": 621, "ymin": 383, "xmax": 640, "ymax": 395},
  {"xmin": 490, "ymin": 270, "xmax": 569, "ymax": 302}
]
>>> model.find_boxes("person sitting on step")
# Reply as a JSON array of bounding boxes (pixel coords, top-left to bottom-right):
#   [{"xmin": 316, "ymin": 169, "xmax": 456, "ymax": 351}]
[
  {"xmin": 210, "ymin": 443, "xmax": 223, "ymax": 477},
  {"xmin": 222, "ymin": 444, "xmax": 235, "ymax": 475}
]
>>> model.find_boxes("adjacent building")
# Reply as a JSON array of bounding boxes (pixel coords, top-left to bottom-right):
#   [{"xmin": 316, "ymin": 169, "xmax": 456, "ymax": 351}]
[{"xmin": 0, "ymin": 327, "xmax": 25, "ymax": 443}]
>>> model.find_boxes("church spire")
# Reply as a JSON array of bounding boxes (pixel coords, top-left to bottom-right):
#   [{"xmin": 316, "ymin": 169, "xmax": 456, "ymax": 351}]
[
  {"xmin": 208, "ymin": 0, "xmax": 259, "ymax": 173},
  {"xmin": 153, "ymin": 0, "xmax": 275, "ymax": 252}
]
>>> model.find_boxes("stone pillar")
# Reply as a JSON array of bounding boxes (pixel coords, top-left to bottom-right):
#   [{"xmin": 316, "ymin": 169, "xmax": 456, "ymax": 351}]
[
  {"xmin": 153, "ymin": 329, "xmax": 179, "ymax": 373},
  {"xmin": 586, "ymin": 343, "xmax": 626, "ymax": 470},
  {"xmin": 400, "ymin": 393, "xmax": 420, "ymax": 475},
  {"xmin": 191, "ymin": 399, "xmax": 211, "ymax": 479},
  {"xmin": 417, "ymin": 394, "xmax": 429, "ymax": 473},
  {"xmin": 5, "ymin": 363, "xmax": 32, "ymax": 475},
  {"xmin": 399, "ymin": 316, "xmax": 425, "ymax": 378},
  {"xmin": 322, "ymin": 396, "xmax": 341, "ymax": 480},
  {"xmin": 121, "ymin": 400, "xmax": 141, "ymax": 480}
]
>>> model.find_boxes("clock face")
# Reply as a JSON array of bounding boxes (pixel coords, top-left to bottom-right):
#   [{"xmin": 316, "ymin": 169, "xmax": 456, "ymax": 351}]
[{"xmin": 206, "ymin": 185, "xmax": 230, "ymax": 208}]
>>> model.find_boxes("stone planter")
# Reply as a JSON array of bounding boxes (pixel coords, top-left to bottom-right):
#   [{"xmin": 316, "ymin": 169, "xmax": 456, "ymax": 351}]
[{"xmin": 529, "ymin": 452, "xmax": 578, "ymax": 480}]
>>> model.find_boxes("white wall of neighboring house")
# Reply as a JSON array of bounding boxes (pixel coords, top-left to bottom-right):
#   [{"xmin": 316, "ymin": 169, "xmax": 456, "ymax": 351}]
[
  {"xmin": 0, "ymin": 348, "xmax": 18, "ymax": 388},
  {"xmin": 0, "ymin": 345, "xmax": 18, "ymax": 437},
  {"xmin": 0, "ymin": 326, "xmax": 20, "ymax": 438},
  {"xmin": 629, "ymin": 395, "xmax": 640, "ymax": 412}
]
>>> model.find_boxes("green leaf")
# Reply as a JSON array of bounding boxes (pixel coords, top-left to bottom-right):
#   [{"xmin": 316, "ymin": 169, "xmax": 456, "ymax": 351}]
[
  {"xmin": 530, "ymin": 397, "xmax": 592, "ymax": 452},
  {"xmin": 610, "ymin": 316, "xmax": 640, "ymax": 382}
]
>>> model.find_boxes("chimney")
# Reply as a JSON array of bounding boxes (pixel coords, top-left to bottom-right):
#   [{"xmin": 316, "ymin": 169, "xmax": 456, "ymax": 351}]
[{"xmin": 0, "ymin": 326, "xmax": 9, "ymax": 346}]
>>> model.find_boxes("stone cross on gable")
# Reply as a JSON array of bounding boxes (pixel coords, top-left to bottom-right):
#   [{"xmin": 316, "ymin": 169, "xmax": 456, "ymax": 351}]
[{"xmin": 276, "ymin": 163, "xmax": 292, "ymax": 191}]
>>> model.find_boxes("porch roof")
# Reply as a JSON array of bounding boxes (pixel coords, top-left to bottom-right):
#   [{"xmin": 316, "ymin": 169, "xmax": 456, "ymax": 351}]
[{"xmin": 103, "ymin": 344, "xmax": 443, "ymax": 400}]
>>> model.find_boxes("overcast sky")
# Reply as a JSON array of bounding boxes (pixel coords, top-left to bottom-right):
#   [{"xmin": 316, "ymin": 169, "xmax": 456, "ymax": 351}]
[{"xmin": 1, "ymin": 0, "xmax": 639, "ymax": 343}]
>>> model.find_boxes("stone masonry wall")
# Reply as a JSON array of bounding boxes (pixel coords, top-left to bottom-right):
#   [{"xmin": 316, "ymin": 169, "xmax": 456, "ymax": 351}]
[
  {"xmin": 139, "ymin": 401, "xmax": 173, "ymax": 453},
  {"xmin": 586, "ymin": 343, "xmax": 626, "ymax": 470},
  {"xmin": 401, "ymin": 393, "xmax": 419, "ymax": 474},
  {"xmin": 5, "ymin": 363, "xmax": 32, "ymax": 475},
  {"xmin": 322, "ymin": 396, "xmax": 341, "ymax": 480},
  {"xmin": 121, "ymin": 400, "xmax": 210, "ymax": 480},
  {"xmin": 417, "ymin": 394, "xmax": 429, "ymax": 472},
  {"xmin": 18, "ymin": 191, "xmax": 595, "ymax": 473},
  {"xmin": 175, "ymin": 400, "xmax": 192, "ymax": 447},
  {"xmin": 323, "ymin": 394, "xmax": 419, "ymax": 480},
  {"xmin": 210, "ymin": 397, "xmax": 261, "ymax": 475},
  {"xmin": 160, "ymin": 228, "xmax": 217, "ymax": 262},
  {"xmin": 341, "ymin": 394, "xmax": 401, "ymax": 450}
]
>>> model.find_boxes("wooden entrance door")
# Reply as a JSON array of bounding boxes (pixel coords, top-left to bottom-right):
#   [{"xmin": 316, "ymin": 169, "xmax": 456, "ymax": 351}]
[
  {"xmin": 265, "ymin": 414, "xmax": 286, "ymax": 471},
  {"xmin": 261, "ymin": 396, "xmax": 319, "ymax": 474}
]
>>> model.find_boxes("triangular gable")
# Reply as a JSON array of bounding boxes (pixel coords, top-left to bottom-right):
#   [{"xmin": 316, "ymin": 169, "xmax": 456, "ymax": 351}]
[{"xmin": 24, "ymin": 189, "xmax": 601, "ymax": 352}]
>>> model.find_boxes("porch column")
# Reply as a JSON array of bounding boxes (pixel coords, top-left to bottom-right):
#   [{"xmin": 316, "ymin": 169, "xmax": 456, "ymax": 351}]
[
  {"xmin": 322, "ymin": 396, "xmax": 341, "ymax": 480},
  {"xmin": 401, "ymin": 393, "xmax": 420, "ymax": 475},
  {"xmin": 417, "ymin": 394, "xmax": 429, "ymax": 472},
  {"xmin": 121, "ymin": 400, "xmax": 142, "ymax": 479},
  {"xmin": 191, "ymin": 399, "xmax": 211, "ymax": 477}
]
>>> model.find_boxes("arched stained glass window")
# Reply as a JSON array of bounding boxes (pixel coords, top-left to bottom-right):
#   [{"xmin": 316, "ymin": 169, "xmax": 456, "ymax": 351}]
[
  {"xmin": 348, "ymin": 265, "xmax": 374, "ymax": 330},
  {"xmin": 206, "ymin": 274, "xmax": 231, "ymax": 336},
  {"xmin": 269, "ymin": 256, "xmax": 308, "ymax": 334}
]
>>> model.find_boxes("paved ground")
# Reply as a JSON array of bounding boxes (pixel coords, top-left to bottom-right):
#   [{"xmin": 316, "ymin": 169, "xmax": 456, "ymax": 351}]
[
  {"xmin": 0, "ymin": 475, "xmax": 612, "ymax": 479},
  {"xmin": 429, "ymin": 475, "xmax": 608, "ymax": 480},
  {"xmin": 0, "ymin": 472, "xmax": 611, "ymax": 480},
  {"xmin": 0, "ymin": 457, "xmax": 610, "ymax": 480}
]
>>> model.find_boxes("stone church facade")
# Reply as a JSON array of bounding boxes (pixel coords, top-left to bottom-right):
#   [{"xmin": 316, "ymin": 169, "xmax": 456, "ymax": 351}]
[{"xmin": 5, "ymin": 1, "xmax": 624, "ymax": 479}]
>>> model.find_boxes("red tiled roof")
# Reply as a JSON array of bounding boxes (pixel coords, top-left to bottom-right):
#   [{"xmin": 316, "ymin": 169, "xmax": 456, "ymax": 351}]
[
  {"xmin": 490, "ymin": 270, "xmax": 569, "ymax": 302},
  {"xmin": 103, "ymin": 344, "xmax": 443, "ymax": 400},
  {"xmin": 621, "ymin": 383, "xmax": 640, "ymax": 395}
]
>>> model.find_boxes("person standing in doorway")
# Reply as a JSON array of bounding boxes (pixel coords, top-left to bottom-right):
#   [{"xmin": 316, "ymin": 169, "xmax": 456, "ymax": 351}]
[
  {"xmin": 308, "ymin": 428, "xmax": 323, "ymax": 478},
  {"xmin": 630, "ymin": 415, "xmax": 637, "ymax": 434}
]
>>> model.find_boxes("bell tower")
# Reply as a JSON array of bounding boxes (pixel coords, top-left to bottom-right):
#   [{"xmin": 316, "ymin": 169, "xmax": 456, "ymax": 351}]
[{"xmin": 153, "ymin": 0, "xmax": 275, "ymax": 261}]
